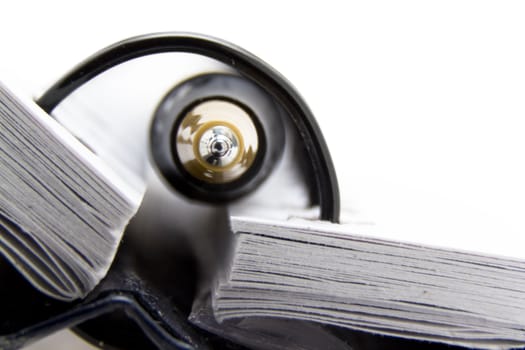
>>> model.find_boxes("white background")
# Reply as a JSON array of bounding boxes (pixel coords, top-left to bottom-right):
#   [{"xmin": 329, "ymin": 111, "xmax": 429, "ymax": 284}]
[
  {"xmin": 0, "ymin": 2, "xmax": 524, "ymax": 349},
  {"xmin": 1, "ymin": 1, "xmax": 525, "ymax": 257}
]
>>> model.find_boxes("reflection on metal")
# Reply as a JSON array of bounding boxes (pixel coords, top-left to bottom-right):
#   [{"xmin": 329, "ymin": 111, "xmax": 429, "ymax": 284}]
[{"xmin": 175, "ymin": 99, "xmax": 259, "ymax": 184}]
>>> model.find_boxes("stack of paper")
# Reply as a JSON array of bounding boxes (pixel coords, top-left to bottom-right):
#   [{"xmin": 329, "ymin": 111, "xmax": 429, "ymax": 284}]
[
  {"xmin": 0, "ymin": 80, "xmax": 143, "ymax": 300},
  {"xmin": 213, "ymin": 217, "xmax": 525, "ymax": 349}
]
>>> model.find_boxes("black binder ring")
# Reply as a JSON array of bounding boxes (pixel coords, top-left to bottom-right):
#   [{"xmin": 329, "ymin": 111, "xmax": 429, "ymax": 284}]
[{"xmin": 36, "ymin": 32, "xmax": 340, "ymax": 222}]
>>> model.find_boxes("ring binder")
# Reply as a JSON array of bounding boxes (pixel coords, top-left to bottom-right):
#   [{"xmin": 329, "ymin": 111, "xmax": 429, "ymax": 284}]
[{"xmin": 0, "ymin": 32, "xmax": 340, "ymax": 349}]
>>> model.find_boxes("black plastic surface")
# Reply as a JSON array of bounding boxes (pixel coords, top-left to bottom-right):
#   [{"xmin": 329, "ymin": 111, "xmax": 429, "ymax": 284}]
[
  {"xmin": 0, "ymin": 234, "xmax": 250, "ymax": 350},
  {"xmin": 0, "ymin": 248, "xmax": 468, "ymax": 350}
]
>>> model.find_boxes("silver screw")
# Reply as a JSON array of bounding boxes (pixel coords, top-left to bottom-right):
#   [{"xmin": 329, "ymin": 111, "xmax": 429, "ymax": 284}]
[
  {"xmin": 198, "ymin": 125, "xmax": 240, "ymax": 167},
  {"xmin": 175, "ymin": 99, "xmax": 258, "ymax": 183}
]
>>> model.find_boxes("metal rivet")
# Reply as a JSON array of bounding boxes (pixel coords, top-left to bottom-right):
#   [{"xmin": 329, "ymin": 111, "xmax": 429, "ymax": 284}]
[{"xmin": 174, "ymin": 99, "xmax": 258, "ymax": 184}]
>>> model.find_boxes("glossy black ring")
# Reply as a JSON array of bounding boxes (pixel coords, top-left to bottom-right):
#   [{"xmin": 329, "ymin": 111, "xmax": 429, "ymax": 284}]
[{"xmin": 151, "ymin": 73, "xmax": 284, "ymax": 203}]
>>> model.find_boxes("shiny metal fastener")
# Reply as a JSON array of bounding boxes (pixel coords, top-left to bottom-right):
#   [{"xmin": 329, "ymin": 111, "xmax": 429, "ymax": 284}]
[{"xmin": 175, "ymin": 99, "xmax": 259, "ymax": 184}]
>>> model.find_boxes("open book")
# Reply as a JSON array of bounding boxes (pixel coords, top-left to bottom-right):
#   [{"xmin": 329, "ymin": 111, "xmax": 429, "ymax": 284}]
[
  {"xmin": 0, "ymin": 80, "xmax": 144, "ymax": 300},
  {"xmin": 208, "ymin": 216, "xmax": 525, "ymax": 350},
  {"xmin": 2, "ymin": 72, "xmax": 524, "ymax": 349}
]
